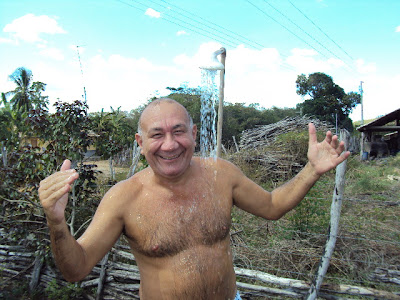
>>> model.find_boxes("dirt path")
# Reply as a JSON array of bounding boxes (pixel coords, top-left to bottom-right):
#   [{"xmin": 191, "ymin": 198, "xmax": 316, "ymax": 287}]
[{"xmin": 87, "ymin": 160, "xmax": 129, "ymax": 179}]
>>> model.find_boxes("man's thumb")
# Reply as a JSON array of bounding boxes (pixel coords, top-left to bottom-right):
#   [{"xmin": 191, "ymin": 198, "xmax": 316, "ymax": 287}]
[{"xmin": 60, "ymin": 159, "xmax": 71, "ymax": 171}]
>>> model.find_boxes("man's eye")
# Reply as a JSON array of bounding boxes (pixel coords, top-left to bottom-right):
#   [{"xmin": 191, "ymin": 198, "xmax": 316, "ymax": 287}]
[{"xmin": 152, "ymin": 134, "xmax": 162, "ymax": 138}]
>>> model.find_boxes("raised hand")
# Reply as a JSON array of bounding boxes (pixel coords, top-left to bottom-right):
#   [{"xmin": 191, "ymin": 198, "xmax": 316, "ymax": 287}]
[
  {"xmin": 307, "ymin": 123, "xmax": 350, "ymax": 176},
  {"xmin": 39, "ymin": 160, "xmax": 79, "ymax": 226}
]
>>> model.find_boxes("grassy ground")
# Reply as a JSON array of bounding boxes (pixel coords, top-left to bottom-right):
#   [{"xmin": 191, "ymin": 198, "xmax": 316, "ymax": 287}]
[{"xmin": 230, "ymin": 153, "xmax": 400, "ymax": 295}]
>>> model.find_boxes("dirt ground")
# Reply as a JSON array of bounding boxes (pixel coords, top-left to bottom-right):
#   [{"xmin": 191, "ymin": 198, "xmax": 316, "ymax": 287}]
[{"xmin": 87, "ymin": 160, "xmax": 129, "ymax": 179}]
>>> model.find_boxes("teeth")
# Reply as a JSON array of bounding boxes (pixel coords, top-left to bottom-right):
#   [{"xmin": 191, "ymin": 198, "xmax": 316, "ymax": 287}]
[{"xmin": 161, "ymin": 154, "xmax": 180, "ymax": 160}]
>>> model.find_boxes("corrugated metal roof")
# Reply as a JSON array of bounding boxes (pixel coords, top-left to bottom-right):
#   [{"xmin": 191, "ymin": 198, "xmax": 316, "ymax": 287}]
[{"xmin": 357, "ymin": 108, "xmax": 400, "ymax": 132}]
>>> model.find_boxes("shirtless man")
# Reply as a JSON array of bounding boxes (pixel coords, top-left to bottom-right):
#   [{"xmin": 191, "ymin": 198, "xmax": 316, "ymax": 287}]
[{"xmin": 39, "ymin": 98, "xmax": 350, "ymax": 300}]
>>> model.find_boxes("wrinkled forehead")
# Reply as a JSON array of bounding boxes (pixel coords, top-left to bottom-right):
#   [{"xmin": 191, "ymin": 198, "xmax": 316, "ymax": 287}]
[{"xmin": 140, "ymin": 102, "xmax": 191, "ymax": 131}]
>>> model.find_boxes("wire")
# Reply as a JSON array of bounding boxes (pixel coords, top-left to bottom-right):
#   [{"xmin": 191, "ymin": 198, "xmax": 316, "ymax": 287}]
[
  {"xmin": 161, "ymin": 0, "xmax": 266, "ymax": 48},
  {"xmin": 116, "ymin": 0, "xmax": 237, "ymax": 48},
  {"xmin": 115, "ymin": 0, "xmax": 297, "ymax": 71},
  {"xmin": 244, "ymin": 0, "xmax": 329, "ymax": 60},
  {"xmin": 262, "ymin": 0, "xmax": 356, "ymax": 72},
  {"xmin": 287, "ymin": 0, "xmax": 355, "ymax": 62}
]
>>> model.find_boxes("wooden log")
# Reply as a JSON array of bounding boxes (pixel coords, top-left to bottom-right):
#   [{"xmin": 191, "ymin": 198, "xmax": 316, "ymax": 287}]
[
  {"xmin": 80, "ymin": 276, "xmax": 114, "ymax": 288},
  {"xmin": 235, "ymin": 267, "xmax": 308, "ymax": 290},
  {"xmin": 235, "ymin": 267, "xmax": 400, "ymax": 299},
  {"xmin": 0, "ymin": 249, "xmax": 35, "ymax": 257},
  {"xmin": 370, "ymin": 268, "xmax": 400, "ymax": 285},
  {"xmin": 29, "ymin": 255, "xmax": 44, "ymax": 293},
  {"xmin": 108, "ymin": 260, "xmax": 140, "ymax": 273},
  {"xmin": 106, "ymin": 269, "xmax": 141, "ymax": 281},
  {"xmin": 110, "ymin": 248, "xmax": 135, "ymax": 261},
  {"xmin": 104, "ymin": 284, "xmax": 139, "ymax": 299},
  {"xmin": 96, "ymin": 252, "xmax": 110, "ymax": 300},
  {"xmin": 237, "ymin": 281, "xmax": 303, "ymax": 298},
  {"xmin": 306, "ymin": 129, "xmax": 350, "ymax": 300},
  {"xmin": 107, "ymin": 282, "xmax": 140, "ymax": 291}
]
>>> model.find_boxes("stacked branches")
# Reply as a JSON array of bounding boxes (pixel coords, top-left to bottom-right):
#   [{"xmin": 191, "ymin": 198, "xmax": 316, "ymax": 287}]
[{"xmin": 235, "ymin": 116, "xmax": 333, "ymax": 182}]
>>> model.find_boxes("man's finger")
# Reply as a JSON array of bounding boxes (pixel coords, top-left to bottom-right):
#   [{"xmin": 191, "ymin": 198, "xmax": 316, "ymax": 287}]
[
  {"xmin": 41, "ymin": 183, "xmax": 71, "ymax": 206},
  {"xmin": 336, "ymin": 151, "xmax": 351, "ymax": 165},
  {"xmin": 308, "ymin": 123, "xmax": 318, "ymax": 147},
  {"xmin": 39, "ymin": 177, "xmax": 74, "ymax": 200},
  {"xmin": 60, "ymin": 159, "xmax": 71, "ymax": 171}
]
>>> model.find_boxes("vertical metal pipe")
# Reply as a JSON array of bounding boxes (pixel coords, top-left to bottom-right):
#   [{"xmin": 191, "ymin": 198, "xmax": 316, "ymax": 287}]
[{"xmin": 216, "ymin": 48, "xmax": 226, "ymax": 157}]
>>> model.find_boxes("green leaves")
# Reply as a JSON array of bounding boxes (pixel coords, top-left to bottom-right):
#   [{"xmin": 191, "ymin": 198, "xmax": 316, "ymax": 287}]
[{"xmin": 296, "ymin": 72, "xmax": 361, "ymax": 131}]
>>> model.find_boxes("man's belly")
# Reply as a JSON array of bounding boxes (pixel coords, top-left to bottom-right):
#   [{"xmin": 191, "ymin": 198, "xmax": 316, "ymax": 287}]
[{"xmin": 133, "ymin": 242, "xmax": 237, "ymax": 300}]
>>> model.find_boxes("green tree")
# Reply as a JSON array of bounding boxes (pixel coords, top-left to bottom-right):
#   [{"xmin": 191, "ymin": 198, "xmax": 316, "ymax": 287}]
[
  {"xmin": 6, "ymin": 67, "xmax": 49, "ymax": 112},
  {"xmin": 296, "ymin": 72, "xmax": 360, "ymax": 131},
  {"xmin": 7, "ymin": 67, "xmax": 34, "ymax": 112}
]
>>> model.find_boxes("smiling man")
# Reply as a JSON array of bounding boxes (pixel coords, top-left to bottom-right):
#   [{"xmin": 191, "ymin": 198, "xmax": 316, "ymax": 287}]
[{"xmin": 39, "ymin": 98, "xmax": 350, "ymax": 299}]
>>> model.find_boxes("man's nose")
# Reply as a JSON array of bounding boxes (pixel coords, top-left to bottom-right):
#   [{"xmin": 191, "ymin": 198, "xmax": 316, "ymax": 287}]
[{"xmin": 161, "ymin": 133, "xmax": 178, "ymax": 151}]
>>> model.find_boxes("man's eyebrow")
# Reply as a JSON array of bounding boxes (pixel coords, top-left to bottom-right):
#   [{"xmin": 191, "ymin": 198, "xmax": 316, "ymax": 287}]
[
  {"xmin": 172, "ymin": 124, "xmax": 187, "ymax": 130},
  {"xmin": 148, "ymin": 127, "xmax": 163, "ymax": 133},
  {"xmin": 147, "ymin": 123, "xmax": 188, "ymax": 133}
]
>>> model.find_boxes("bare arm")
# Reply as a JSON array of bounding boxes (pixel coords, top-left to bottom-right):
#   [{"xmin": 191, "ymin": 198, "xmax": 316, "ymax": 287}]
[
  {"xmin": 39, "ymin": 160, "xmax": 124, "ymax": 282},
  {"xmin": 232, "ymin": 123, "xmax": 350, "ymax": 220}
]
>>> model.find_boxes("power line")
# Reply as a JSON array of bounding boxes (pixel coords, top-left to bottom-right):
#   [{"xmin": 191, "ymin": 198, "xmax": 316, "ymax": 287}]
[
  {"xmin": 157, "ymin": 0, "xmax": 267, "ymax": 50},
  {"xmin": 287, "ymin": 0, "xmax": 355, "ymax": 62},
  {"xmin": 115, "ymin": 0, "xmax": 237, "ymax": 48},
  {"xmin": 244, "ymin": 0, "xmax": 331, "ymax": 60},
  {"xmin": 262, "ymin": 0, "xmax": 356, "ymax": 72},
  {"xmin": 115, "ymin": 0, "xmax": 297, "ymax": 71}
]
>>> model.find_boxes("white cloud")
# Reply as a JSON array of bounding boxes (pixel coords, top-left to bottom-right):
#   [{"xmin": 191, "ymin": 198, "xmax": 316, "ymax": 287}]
[
  {"xmin": 0, "ymin": 36, "xmax": 16, "ymax": 45},
  {"xmin": 39, "ymin": 47, "xmax": 64, "ymax": 61},
  {"xmin": 395, "ymin": 26, "xmax": 400, "ymax": 32},
  {"xmin": 176, "ymin": 30, "xmax": 188, "ymax": 36},
  {"xmin": 145, "ymin": 8, "xmax": 161, "ymax": 18},
  {"xmin": 2, "ymin": 40, "xmax": 390, "ymax": 121},
  {"xmin": 356, "ymin": 59, "xmax": 376, "ymax": 74},
  {"xmin": 81, "ymin": 53, "xmax": 180, "ymax": 111},
  {"xmin": 285, "ymin": 47, "xmax": 346, "ymax": 74},
  {"xmin": 3, "ymin": 14, "xmax": 66, "ymax": 43}
]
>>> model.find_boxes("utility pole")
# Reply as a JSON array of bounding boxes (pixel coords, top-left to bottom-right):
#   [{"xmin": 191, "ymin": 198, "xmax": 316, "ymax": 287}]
[
  {"xmin": 359, "ymin": 81, "xmax": 365, "ymax": 158},
  {"xmin": 76, "ymin": 45, "xmax": 87, "ymax": 105}
]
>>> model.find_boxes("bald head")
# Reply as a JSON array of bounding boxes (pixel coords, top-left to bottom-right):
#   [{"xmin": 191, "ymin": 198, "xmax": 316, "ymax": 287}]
[{"xmin": 137, "ymin": 98, "xmax": 193, "ymax": 135}]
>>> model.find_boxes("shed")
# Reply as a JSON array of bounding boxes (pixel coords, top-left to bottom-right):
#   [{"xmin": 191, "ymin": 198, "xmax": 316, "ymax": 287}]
[{"xmin": 357, "ymin": 108, "xmax": 400, "ymax": 158}]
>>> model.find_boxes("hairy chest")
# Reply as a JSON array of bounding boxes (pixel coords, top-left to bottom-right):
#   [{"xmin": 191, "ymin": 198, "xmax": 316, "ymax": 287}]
[{"xmin": 124, "ymin": 188, "xmax": 232, "ymax": 257}]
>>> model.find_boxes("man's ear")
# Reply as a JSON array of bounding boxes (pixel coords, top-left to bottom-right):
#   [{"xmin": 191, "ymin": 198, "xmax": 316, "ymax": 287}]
[
  {"xmin": 135, "ymin": 133, "xmax": 144, "ymax": 154},
  {"xmin": 192, "ymin": 124, "xmax": 197, "ymax": 140}
]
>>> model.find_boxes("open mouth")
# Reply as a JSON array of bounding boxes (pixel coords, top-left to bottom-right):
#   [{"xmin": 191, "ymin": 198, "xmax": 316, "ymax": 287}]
[{"xmin": 158, "ymin": 152, "xmax": 183, "ymax": 160}]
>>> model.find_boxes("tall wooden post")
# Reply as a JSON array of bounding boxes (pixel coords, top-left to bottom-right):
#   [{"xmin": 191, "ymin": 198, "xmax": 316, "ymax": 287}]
[
  {"xmin": 306, "ymin": 129, "xmax": 350, "ymax": 299},
  {"xmin": 216, "ymin": 48, "xmax": 226, "ymax": 158}
]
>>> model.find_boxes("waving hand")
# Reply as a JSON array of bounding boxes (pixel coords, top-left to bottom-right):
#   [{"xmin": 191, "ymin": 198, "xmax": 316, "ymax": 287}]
[{"xmin": 307, "ymin": 123, "xmax": 350, "ymax": 176}]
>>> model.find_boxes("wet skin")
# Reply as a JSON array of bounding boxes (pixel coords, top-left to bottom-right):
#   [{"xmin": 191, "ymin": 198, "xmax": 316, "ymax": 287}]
[
  {"xmin": 39, "ymin": 99, "xmax": 350, "ymax": 300},
  {"xmin": 121, "ymin": 158, "xmax": 238, "ymax": 299}
]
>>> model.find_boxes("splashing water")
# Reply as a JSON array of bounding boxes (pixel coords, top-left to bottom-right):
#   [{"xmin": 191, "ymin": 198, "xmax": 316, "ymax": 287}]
[{"xmin": 200, "ymin": 69, "xmax": 219, "ymax": 158}]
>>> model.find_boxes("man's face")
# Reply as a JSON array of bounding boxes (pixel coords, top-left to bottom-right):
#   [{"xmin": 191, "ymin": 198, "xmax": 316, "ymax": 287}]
[{"xmin": 135, "ymin": 102, "xmax": 197, "ymax": 180}]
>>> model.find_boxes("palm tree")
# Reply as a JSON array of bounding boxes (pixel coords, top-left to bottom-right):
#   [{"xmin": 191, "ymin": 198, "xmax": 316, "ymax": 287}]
[{"xmin": 7, "ymin": 67, "xmax": 34, "ymax": 112}]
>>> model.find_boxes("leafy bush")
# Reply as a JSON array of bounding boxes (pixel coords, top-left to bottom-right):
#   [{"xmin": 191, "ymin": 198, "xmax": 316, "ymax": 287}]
[{"xmin": 45, "ymin": 279, "xmax": 85, "ymax": 300}]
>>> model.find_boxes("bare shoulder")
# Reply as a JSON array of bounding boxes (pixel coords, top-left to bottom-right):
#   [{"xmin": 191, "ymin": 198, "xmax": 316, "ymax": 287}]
[
  {"xmin": 96, "ymin": 168, "xmax": 148, "ymax": 213},
  {"xmin": 193, "ymin": 156, "xmax": 244, "ymax": 183}
]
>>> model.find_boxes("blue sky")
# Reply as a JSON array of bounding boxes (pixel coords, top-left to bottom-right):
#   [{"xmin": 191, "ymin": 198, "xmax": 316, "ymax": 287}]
[{"xmin": 1, "ymin": 0, "xmax": 399, "ymax": 121}]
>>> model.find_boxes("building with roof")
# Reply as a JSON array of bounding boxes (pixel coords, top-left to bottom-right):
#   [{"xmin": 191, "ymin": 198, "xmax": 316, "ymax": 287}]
[{"xmin": 357, "ymin": 108, "xmax": 400, "ymax": 159}]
